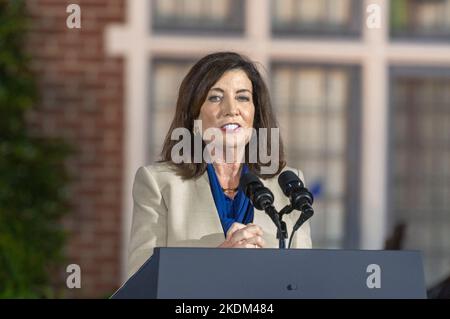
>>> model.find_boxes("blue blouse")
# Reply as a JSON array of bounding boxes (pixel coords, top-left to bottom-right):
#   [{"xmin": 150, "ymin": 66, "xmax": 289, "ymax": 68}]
[{"xmin": 206, "ymin": 163, "xmax": 254, "ymax": 235}]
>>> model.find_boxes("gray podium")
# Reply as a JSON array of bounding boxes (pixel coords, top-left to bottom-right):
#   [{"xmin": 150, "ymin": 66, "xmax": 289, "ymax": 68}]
[{"xmin": 112, "ymin": 248, "xmax": 426, "ymax": 299}]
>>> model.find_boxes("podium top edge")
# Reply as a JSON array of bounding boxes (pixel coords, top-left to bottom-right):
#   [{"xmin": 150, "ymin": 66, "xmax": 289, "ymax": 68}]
[{"xmin": 154, "ymin": 247, "xmax": 423, "ymax": 254}]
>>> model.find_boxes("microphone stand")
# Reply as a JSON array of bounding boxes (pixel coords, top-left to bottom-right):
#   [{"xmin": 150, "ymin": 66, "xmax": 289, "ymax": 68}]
[
  {"xmin": 277, "ymin": 221, "xmax": 288, "ymax": 249},
  {"xmin": 277, "ymin": 205, "xmax": 294, "ymax": 249},
  {"xmin": 263, "ymin": 205, "xmax": 287, "ymax": 249}
]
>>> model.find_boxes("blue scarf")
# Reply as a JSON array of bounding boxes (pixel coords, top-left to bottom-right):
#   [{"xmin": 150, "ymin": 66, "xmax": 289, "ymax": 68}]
[{"xmin": 206, "ymin": 163, "xmax": 254, "ymax": 235}]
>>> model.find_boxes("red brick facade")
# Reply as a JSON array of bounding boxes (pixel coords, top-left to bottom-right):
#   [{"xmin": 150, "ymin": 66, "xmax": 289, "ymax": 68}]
[{"xmin": 25, "ymin": 0, "xmax": 125, "ymax": 297}]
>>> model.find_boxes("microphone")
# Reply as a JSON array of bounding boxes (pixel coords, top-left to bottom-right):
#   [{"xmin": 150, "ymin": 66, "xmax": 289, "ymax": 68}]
[
  {"xmin": 239, "ymin": 172, "xmax": 274, "ymax": 211},
  {"xmin": 278, "ymin": 170, "xmax": 315, "ymax": 248},
  {"xmin": 278, "ymin": 170, "xmax": 314, "ymax": 216}
]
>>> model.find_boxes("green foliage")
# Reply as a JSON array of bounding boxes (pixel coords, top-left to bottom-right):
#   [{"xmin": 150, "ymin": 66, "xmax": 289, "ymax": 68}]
[
  {"xmin": 390, "ymin": 0, "xmax": 408, "ymax": 32},
  {"xmin": 0, "ymin": 0, "xmax": 71, "ymax": 298}
]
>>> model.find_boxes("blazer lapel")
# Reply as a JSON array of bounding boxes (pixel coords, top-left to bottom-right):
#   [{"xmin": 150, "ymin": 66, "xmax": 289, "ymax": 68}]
[{"xmin": 192, "ymin": 172, "xmax": 225, "ymax": 237}]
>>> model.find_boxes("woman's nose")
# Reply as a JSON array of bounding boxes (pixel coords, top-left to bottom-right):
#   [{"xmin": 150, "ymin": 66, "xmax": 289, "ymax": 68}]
[{"xmin": 222, "ymin": 97, "xmax": 239, "ymax": 116}]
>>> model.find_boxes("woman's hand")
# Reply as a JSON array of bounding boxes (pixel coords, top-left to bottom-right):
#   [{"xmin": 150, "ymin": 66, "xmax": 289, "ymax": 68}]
[{"xmin": 218, "ymin": 222, "xmax": 265, "ymax": 248}]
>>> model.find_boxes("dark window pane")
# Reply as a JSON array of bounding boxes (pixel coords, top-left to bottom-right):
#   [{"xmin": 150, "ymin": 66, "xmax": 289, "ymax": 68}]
[
  {"xmin": 390, "ymin": 67, "xmax": 450, "ymax": 286},
  {"xmin": 152, "ymin": 0, "xmax": 245, "ymax": 35},
  {"xmin": 150, "ymin": 59, "xmax": 194, "ymax": 161},
  {"xmin": 272, "ymin": 0, "xmax": 361, "ymax": 37},
  {"xmin": 271, "ymin": 63, "xmax": 360, "ymax": 248},
  {"xmin": 390, "ymin": 0, "xmax": 450, "ymax": 41}
]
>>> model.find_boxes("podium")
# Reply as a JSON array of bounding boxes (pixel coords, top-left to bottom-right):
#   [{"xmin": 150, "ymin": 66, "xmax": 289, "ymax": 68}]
[{"xmin": 112, "ymin": 248, "xmax": 426, "ymax": 299}]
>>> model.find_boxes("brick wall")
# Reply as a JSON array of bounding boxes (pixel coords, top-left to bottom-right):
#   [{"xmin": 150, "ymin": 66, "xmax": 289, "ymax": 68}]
[{"xmin": 25, "ymin": 0, "xmax": 125, "ymax": 298}]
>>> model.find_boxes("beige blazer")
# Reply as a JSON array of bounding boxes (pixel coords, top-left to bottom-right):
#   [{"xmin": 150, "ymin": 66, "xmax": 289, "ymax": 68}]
[{"xmin": 127, "ymin": 162, "xmax": 312, "ymax": 279}]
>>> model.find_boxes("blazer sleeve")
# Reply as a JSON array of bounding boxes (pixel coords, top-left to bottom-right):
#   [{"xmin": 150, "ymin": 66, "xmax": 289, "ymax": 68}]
[
  {"xmin": 127, "ymin": 166, "xmax": 168, "ymax": 279},
  {"xmin": 289, "ymin": 168, "xmax": 313, "ymax": 249}
]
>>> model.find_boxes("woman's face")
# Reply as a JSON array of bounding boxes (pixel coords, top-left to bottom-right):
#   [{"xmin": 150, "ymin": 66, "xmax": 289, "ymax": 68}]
[{"xmin": 198, "ymin": 69, "xmax": 255, "ymax": 149}]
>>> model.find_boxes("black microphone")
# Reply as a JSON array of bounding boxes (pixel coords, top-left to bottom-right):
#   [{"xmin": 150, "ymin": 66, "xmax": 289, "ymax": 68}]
[
  {"xmin": 278, "ymin": 170, "xmax": 314, "ymax": 248},
  {"xmin": 278, "ymin": 170, "xmax": 314, "ymax": 217},
  {"xmin": 240, "ymin": 172, "xmax": 274, "ymax": 211}
]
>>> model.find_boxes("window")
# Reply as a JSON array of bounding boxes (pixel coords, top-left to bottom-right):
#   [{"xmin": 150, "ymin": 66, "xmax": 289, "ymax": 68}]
[
  {"xmin": 389, "ymin": 67, "xmax": 450, "ymax": 286},
  {"xmin": 271, "ymin": 63, "xmax": 361, "ymax": 248},
  {"xmin": 390, "ymin": 0, "xmax": 450, "ymax": 41},
  {"xmin": 271, "ymin": 0, "xmax": 361, "ymax": 37},
  {"xmin": 149, "ymin": 59, "xmax": 194, "ymax": 161},
  {"xmin": 152, "ymin": 0, "xmax": 245, "ymax": 35}
]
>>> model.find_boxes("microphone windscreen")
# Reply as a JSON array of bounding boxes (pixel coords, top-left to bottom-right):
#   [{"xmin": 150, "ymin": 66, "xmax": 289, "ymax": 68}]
[
  {"xmin": 239, "ymin": 172, "xmax": 261, "ymax": 195},
  {"xmin": 278, "ymin": 170, "xmax": 304, "ymax": 195}
]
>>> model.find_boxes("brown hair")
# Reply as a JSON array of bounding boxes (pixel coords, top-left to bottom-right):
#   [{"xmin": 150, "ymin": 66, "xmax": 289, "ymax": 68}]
[{"xmin": 159, "ymin": 51, "xmax": 286, "ymax": 179}]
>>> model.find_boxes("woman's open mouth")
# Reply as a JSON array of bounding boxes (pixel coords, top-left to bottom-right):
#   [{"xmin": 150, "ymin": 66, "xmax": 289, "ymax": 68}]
[{"xmin": 220, "ymin": 123, "xmax": 241, "ymax": 133}]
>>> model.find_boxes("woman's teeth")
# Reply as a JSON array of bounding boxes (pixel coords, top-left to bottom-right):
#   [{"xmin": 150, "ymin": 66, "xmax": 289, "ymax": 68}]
[{"xmin": 222, "ymin": 124, "xmax": 240, "ymax": 131}]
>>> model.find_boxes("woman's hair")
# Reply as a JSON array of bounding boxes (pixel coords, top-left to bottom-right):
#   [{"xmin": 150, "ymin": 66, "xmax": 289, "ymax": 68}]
[{"xmin": 159, "ymin": 51, "xmax": 286, "ymax": 179}]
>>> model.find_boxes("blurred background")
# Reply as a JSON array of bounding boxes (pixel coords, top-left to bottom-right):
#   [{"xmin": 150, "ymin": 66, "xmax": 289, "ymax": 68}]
[{"xmin": 1, "ymin": 0, "xmax": 449, "ymax": 298}]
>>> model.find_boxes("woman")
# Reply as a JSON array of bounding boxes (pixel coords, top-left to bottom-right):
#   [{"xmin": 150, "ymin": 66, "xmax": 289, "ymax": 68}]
[{"xmin": 127, "ymin": 52, "xmax": 311, "ymax": 279}]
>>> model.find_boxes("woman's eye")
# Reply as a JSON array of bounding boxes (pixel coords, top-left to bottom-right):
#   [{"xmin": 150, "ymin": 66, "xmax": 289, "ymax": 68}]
[
  {"xmin": 208, "ymin": 95, "xmax": 222, "ymax": 102},
  {"xmin": 237, "ymin": 95, "xmax": 250, "ymax": 102}
]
